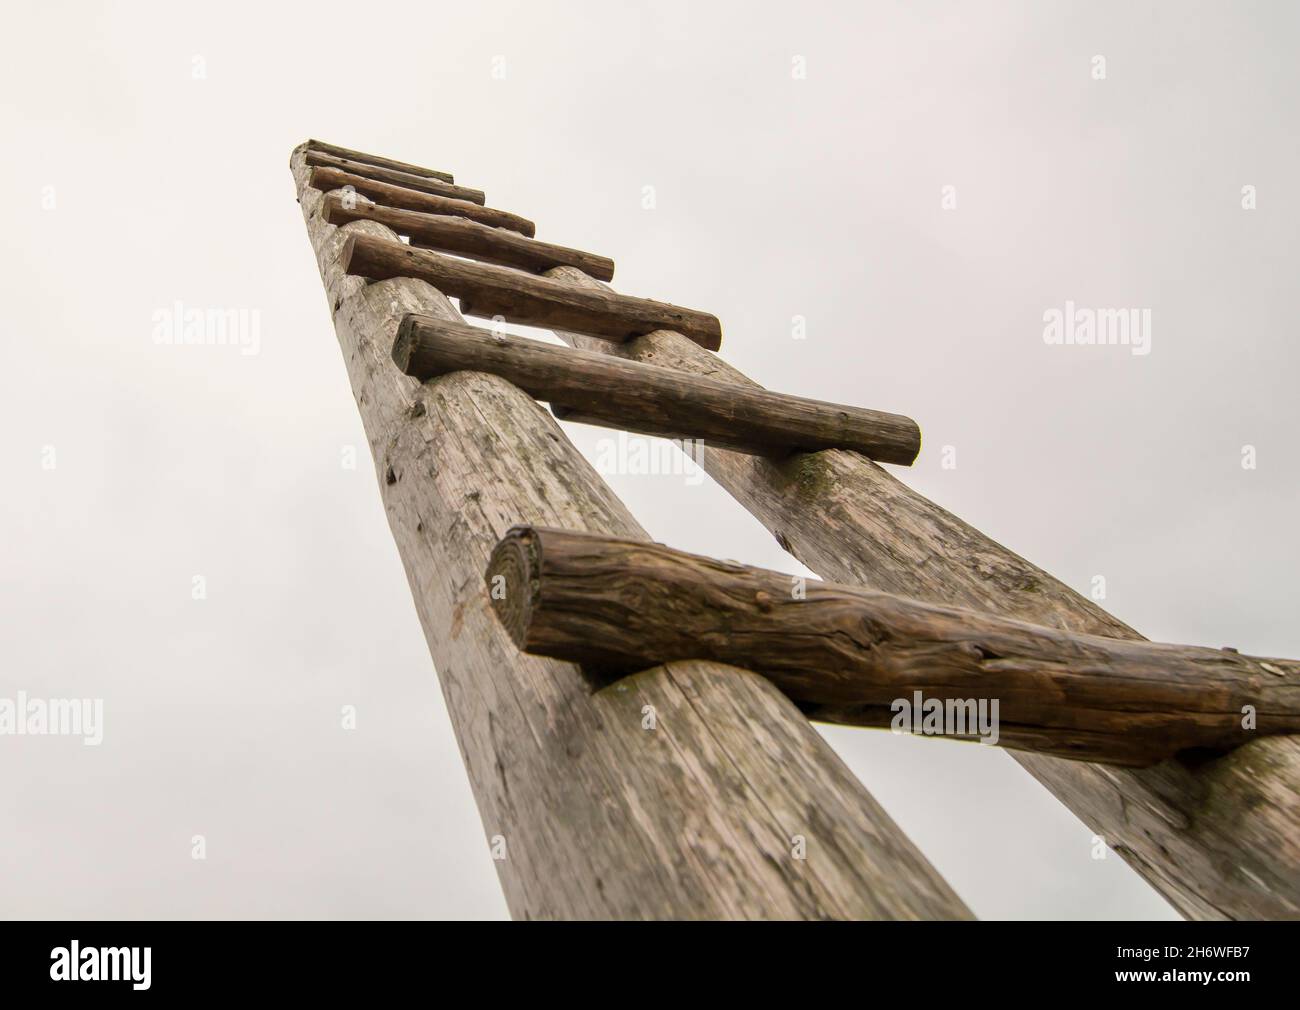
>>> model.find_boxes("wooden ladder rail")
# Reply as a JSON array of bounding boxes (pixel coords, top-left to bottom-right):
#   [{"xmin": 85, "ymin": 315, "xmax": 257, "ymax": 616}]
[{"xmin": 291, "ymin": 140, "xmax": 971, "ymax": 920}]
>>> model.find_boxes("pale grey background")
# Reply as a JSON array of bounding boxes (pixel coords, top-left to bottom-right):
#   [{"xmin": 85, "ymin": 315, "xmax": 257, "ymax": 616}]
[{"xmin": 2, "ymin": 1, "xmax": 1296, "ymax": 919}]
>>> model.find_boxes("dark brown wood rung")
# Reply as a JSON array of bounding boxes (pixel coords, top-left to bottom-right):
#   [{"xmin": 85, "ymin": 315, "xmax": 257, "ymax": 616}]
[
  {"xmin": 322, "ymin": 191, "xmax": 614, "ymax": 282},
  {"xmin": 309, "ymin": 166, "xmax": 535, "ymax": 237},
  {"xmin": 305, "ymin": 139, "xmax": 455, "ymax": 184},
  {"xmin": 305, "ymin": 150, "xmax": 485, "ymax": 205},
  {"xmin": 393, "ymin": 315, "xmax": 917, "ymax": 462},
  {"xmin": 488, "ymin": 525, "xmax": 1300, "ymax": 767},
  {"xmin": 343, "ymin": 233, "xmax": 720, "ymax": 349}
]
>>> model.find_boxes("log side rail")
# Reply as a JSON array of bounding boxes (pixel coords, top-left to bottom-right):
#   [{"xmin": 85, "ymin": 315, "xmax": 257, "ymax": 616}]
[
  {"xmin": 322, "ymin": 191, "xmax": 615, "ymax": 281},
  {"xmin": 310, "ymin": 165, "xmax": 535, "ymax": 236},
  {"xmin": 487, "ymin": 526, "xmax": 1300, "ymax": 767},
  {"xmin": 305, "ymin": 149, "xmax": 486, "ymax": 204},
  {"xmin": 393, "ymin": 314, "xmax": 919, "ymax": 463},
  {"xmin": 342, "ymin": 233, "xmax": 721, "ymax": 350},
  {"xmin": 306, "ymin": 138, "xmax": 455, "ymax": 183}
]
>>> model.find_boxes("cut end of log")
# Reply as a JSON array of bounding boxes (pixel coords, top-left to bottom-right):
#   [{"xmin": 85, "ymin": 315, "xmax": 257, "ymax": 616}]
[
  {"xmin": 485, "ymin": 525, "xmax": 542, "ymax": 649},
  {"xmin": 698, "ymin": 319, "xmax": 723, "ymax": 352},
  {"xmin": 338, "ymin": 233, "xmax": 358, "ymax": 276},
  {"xmin": 898, "ymin": 419, "xmax": 922, "ymax": 466},
  {"xmin": 392, "ymin": 316, "xmax": 418, "ymax": 375}
]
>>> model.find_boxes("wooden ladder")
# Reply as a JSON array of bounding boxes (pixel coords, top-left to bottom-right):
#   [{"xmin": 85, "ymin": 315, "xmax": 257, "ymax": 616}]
[{"xmin": 291, "ymin": 139, "xmax": 1300, "ymax": 920}]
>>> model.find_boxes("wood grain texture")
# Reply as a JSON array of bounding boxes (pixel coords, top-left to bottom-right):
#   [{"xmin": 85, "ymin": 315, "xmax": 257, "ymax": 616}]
[
  {"xmin": 344, "ymin": 233, "xmax": 722, "ymax": 350},
  {"xmin": 489, "ymin": 526, "xmax": 1300, "ymax": 766},
  {"xmin": 306, "ymin": 138, "xmax": 455, "ymax": 182},
  {"xmin": 305, "ymin": 149, "xmax": 486, "ymax": 203},
  {"xmin": 322, "ymin": 191, "xmax": 614, "ymax": 281},
  {"xmin": 538, "ymin": 264, "xmax": 1300, "ymax": 921},
  {"xmin": 289, "ymin": 141, "xmax": 971, "ymax": 921},
  {"xmin": 309, "ymin": 165, "xmax": 535, "ymax": 236},
  {"xmin": 394, "ymin": 315, "xmax": 917, "ymax": 462}
]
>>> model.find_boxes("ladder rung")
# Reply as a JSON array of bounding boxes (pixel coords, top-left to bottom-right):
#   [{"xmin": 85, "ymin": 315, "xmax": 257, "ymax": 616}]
[
  {"xmin": 305, "ymin": 149, "xmax": 485, "ymax": 205},
  {"xmin": 309, "ymin": 166, "xmax": 535, "ymax": 237},
  {"xmin": 321, "ymin": 191, "xmax": 614, "ymax": 282},
  {"xmin": 487, "ymin": 526, "xmax": 1300, "ymax": 767},
  {"xmin": 305, "ymin": 139, "xmax": 455, "ymax": 184},
  {"xmin": 393, "ymin": 314, "xmax": 918, "ymax": 463},
  {"xmin": 343, "ymin": 234, "xmax": 720, "ymax": 349}
]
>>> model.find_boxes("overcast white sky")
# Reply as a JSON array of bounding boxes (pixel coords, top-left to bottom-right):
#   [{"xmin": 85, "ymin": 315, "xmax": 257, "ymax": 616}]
[{"xmin": 3, "ymin": 1, "xmax": 1297, "ymax": 919}]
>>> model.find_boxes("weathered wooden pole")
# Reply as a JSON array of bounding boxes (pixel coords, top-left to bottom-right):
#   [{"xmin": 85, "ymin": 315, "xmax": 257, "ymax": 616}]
[
  {"xmin": 392, "ymin": 315, "xmax": 919, "ymax": 462},
  {"xmin": 488, "ymin": 526, "xmax": 1300, "ymax": 766},
  {"xmin": 539, "ymin": 266, "xmax": 1300, "ymax": 920},
  {"xmin": 343, "ymin": 234, "xmax": 722, "ymax": 350},
  {"xmin": 291, "ymin": 142, "xmax": 972, "ymax": 920},
  {"xmin": 309, "ymin": 165, "xmax": 536, "ymax": 235}
]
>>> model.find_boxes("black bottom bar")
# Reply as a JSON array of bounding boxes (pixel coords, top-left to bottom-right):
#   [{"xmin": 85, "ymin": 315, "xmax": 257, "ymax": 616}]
[{"xmin": 0, "ymin": 920, "xmax": 1291, "ymax": 997}]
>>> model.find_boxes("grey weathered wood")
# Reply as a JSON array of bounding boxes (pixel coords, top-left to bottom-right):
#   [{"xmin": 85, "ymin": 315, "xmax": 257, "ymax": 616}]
[
  {"xmin": 539, "ymin": 265, "xmax": 1300, "ymax": 921},
  {"xmin": 394, "ymin": 315, "xmax": 918, "ymax": 463},
  {"xmin": 344, "ymin": 234, "xmax": 722, "ymax": 350},
  {"xmin": 489, "ymin": 526, "xmax": 1300, "ymax": 766},
  {"xmin": 321, "ymin": 192, "xmax": 615, "ymax": 281},
  {"xmin": 306, "ymin": 138, "xmax": 455, "ymax": 183},
  {"xmin": 305, "ymin": 150, "xmax": 486, "ymax": 204},
  {"xmin": 289, "ymin": 141, "xmax": 971, "ymax": 921},
  {"xmin": 309, "ymin": 165, "xmax": 535, "ymax": 236}
]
